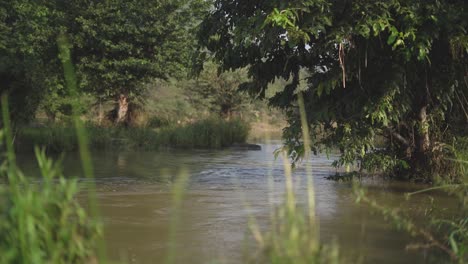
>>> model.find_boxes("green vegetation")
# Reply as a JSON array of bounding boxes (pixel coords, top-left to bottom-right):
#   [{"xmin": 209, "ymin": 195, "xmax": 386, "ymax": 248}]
[
  {"xmin": 1, "ymin": 0, "xmax": 281, "ymax": 150},
  {"xmin": 0, "ymin": 0, "xmax": 467, "ymax": 263},
  {"xmin": 135, "ymin": 64, "xmax": 282, "ymax": 127},
  {"xmin": 199, "ymin": 0, "xmax": 468, "ymax": 181},
  {"xmin": 190, "ymin": 62, "xmax": 252, "ymax": 119},
  {"xmin": 0, "ymin": 98, "xmax": 101, "ymax": 263},
  {"xmin": 17, "ymin": 118, "xmax": 250, "ymax": 152},
  {"xmin": 1, "ymin": 0, "xmax": 209, "ymax": 125},
  {"xmin": 0, "ymin": 147, "xmax": 101, "ymax": 263}
]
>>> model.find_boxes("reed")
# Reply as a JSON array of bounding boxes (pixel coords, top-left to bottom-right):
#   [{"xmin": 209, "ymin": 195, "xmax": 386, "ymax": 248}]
[{"xmin": 16, "ymin": 118, "xmax": 250, "ymax": 152}]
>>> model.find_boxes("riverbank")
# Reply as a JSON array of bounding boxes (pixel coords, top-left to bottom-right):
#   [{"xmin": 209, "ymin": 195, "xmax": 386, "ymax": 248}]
[{"xmin": 16, "ymin": 118, "xmax": 250, "ymax": 152}]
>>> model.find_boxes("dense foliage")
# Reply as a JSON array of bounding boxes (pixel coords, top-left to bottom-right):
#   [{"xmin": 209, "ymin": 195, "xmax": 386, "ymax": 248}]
[
  {"xmin": 191, "ymin": 62, "xmax": 251, "ymax": 118},
  {"xmin": 0, "ymin": 0, "xmax": 209, "ymax": 124},
  {"xmin": 0, "ymin": 0, "xmax": 63, "ymax": 122},
  {"xmin": 199, "ymin": 0, "xmax": 468, "ymax": 180},
  {"xmin": 70, "ymin": 0, "xmax": 209, "ymax": 124}
]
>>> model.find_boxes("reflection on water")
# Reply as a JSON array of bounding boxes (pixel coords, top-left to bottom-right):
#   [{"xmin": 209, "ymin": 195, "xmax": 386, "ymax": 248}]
[{"xmin": 17, "ymin": 143, "xmax": 451, "ymax": 263}]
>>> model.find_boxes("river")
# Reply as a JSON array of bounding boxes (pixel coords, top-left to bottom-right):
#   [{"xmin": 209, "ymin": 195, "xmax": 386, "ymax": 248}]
[{"xmin": 17, "ymin": 142, "xmax": 452, "ymax": 263}]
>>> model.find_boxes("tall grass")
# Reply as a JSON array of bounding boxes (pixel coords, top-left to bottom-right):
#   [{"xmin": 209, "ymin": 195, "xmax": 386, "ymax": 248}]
[
  {"xmin": 249, "ymin": 92, "xmax": 340, "ymax": 263},
  {"xmin": 0, "ymin": 96, "xmax": 102, "ymax": 263},
  {"xmin": 162, "ymin": 117, "xmax": 249, "ymax": 149},
  {"xmin": 58, "ymin": 33, "xmax": 108, "ymax": 263},
  {"xmin": 251, "ymin": 151, "xmax": 339, "ymax": 264},
  {"xmin": 16, "ymin": 118, "xmax": 250, "ymax": 152}
]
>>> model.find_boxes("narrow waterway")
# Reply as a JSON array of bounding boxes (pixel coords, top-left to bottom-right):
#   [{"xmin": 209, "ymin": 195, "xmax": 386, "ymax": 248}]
[{"xmin": 18, "ymin": 143, "xmax": 452, "ymax": 263}]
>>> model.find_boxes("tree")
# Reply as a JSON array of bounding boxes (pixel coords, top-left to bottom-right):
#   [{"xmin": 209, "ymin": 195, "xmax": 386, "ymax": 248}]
[
  {"xmin": 69, "ymin": 0, "xmax": 209, "ymax": 125},
  {"xmin": 1, "ymin": 0, "xmax": 210, "ymax": 126},
  {"xmin": 0, "ymin": 0, "xmax": 64, "ymax": 123},
  {"xmin": 192, "ymin": 62, "xmax": 251, "ymax": 119},
  {"xmin": 198, "ymin": 0, "xmax": 468, "ymax": 180}
]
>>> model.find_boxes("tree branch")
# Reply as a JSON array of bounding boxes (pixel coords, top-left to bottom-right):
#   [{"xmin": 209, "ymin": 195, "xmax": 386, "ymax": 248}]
[{"xmin": 386, "ymin": 128, "xmax": 410, "ymax": 147}]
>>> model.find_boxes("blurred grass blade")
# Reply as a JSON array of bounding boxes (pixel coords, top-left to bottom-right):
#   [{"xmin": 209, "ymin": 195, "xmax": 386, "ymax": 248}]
[
  {"xmin": 57, "ymin": 32, "xmax": 107, "ymax": 263},
  {"xmin": 165, "ymin": 169, "xmax": 189, "ymax": 264},
  {"xmin": 298, "ymin": 92, "xmax": 317, "ymax": 239},
  {"xmin": 1, "ymin": 95, "xmax": 17, "ymax": 183}
]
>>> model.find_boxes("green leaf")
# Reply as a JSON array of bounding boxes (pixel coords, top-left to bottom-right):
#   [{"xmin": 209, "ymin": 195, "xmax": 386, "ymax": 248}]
[
  {"xmin": 387, "ymin": 27, "xmax": 398, "ymax": 45},
  {"xmin": 449, "ymin": 233, "xmax": 459, "ymax": 254}
]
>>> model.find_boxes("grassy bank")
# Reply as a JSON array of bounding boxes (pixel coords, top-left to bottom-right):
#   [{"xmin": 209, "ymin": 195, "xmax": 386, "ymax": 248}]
[{"xmin": 16, "ymin": 118, "xmax": 250, "ymax": 152}]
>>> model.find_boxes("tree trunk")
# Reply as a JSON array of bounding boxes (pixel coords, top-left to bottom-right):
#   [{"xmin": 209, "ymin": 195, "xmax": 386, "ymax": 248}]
[
  {"xmin": 410, "ymin": 65, "xmax": 432, "ymax": 178},
  {"xmin": 220, "ymin": 104, "xmax": 232, "ymax": 120},
  {"xmin": 115, "ymin": 94, "xmax": 129, "ymax": 125},
  {"xmin": 411, "ymin": 104, "xmax": 431, "ymax": 178},
  {"xmin": 417, "ymin": 105, "xmax": 430, "ymax": 153},
  {"xmin": 97, "ymin": 99, "xmax": 104, "ymax": 125},
  {"xmin": 45, "ymin": 110, "xmax": 56, "ymax": 123}
]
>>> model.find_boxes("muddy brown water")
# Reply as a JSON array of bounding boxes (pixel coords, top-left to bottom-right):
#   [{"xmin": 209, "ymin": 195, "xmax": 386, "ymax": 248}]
[{"xmin": 17, "ymin": 143, "xmax": 454, "ymax": 264}]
